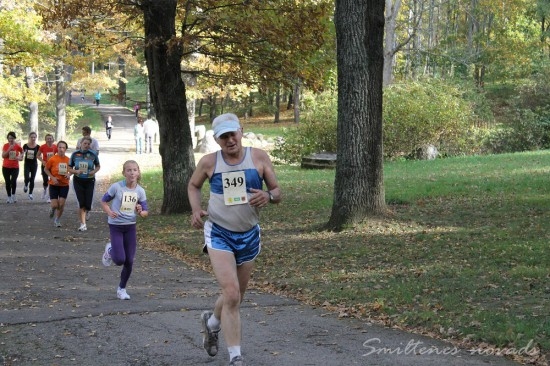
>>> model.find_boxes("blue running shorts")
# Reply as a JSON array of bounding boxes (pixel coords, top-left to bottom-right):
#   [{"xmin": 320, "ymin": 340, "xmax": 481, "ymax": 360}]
[{"xmin": 203, "ymin": 221, "xmax": 261, "ymax": 265}]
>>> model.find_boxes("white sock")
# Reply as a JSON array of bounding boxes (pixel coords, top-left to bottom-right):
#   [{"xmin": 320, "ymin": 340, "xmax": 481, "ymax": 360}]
[
  {"xmin": 208, "ymin": 313, "xmax": 221, "ymax": 331},
  {"xmin": 228, "ymin": 346, "xmax": 241, "ymax": 361}
]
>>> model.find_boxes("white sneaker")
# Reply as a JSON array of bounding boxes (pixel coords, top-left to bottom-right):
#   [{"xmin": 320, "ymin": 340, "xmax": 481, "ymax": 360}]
[
  {"xmin": 78, "ymin": 223, "xmax": 87, "ymax": 231},
  {"xmin": 117, "ymin": 287, "xmax": 130, "ymax": 300},
  {"xmin": 54, "ymin": 219, "xmax": 61, "ymax": 227},
  {"xmin": 47, "ymin": 197, "xmax": 51, "ymax": 203},
  {"xmin": 12, "ymin": 195, "xmax": 17, "ymax": 203},
  {"xmin": 42, "ymin": 189, "xmax": 47, "ymax": 200},
  {"xmin": 23, "ymin": 185, "xmax": 28, "ymax": 193},
  {"xmin": 102, "ymin": 243, "xmax": 113, "ymax": 266},
  {"xmin": 229, "ymin": 356, "xmax": 244, "ymax": 366},
  {"xmin": 6, "ymin": 196, "xmax": 12, "ymax": 204},
  {"xmin": 28, "ymin": 194, "xmax": 33, "ymax": 200},
  {"xmin": 86, "ymin": 211, "xmax": 90, "ymax": 220},
  {"xmin": 200, "ymin": 310, "xmax": 220, "ymax": 356}
]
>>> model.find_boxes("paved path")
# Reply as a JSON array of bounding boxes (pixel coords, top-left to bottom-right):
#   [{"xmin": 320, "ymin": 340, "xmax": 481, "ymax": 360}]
[{"xmin": 0, "ymin": 105, "xmax": 522, "ymax": 365}]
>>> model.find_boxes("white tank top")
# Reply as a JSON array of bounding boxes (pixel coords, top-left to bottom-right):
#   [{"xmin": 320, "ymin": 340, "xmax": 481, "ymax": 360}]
[{"xmin": 207, "ymin": 148, "xmax": 264, "ymax": 232}]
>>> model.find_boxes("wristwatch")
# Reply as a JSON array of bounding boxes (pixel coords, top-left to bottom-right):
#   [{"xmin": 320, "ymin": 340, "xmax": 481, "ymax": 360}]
[{"xmin": 267, "ymin": 190, "xmax": 274, "ymax": 203}]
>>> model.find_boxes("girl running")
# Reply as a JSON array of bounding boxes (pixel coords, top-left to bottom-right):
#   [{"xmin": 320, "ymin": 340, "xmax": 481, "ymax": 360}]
[{"xmin": 100, "ymin": 160, "xmax": 148, "ymax": 300}]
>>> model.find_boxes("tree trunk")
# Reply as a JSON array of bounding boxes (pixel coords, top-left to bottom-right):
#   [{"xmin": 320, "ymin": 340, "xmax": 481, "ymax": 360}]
[
  {"xmin": 383, "ymin": 0, "xmax": 400, "ymax": 86},
  {"xmin": 287, "ymin": 91, "xmax": 293, "ymax": 110},
  {"xmin": 29, "ymin": 101, "xmax": 39, "ymax": 135},
  {"xmin": 274, "ymin": 84, "xmax": 280, "ymax": 123},
  {"xmin": 0, "ymin": 39, "xmax": 4, "ymax": 76},
  {"xmin": 248, "ymin": 94, "xmax": 254, "ymax": 117},
  {"xmin": 187, "ymin": 98, "xmax": 196, "ymax": 148},
  {"xmin": 142, "ymin": 0, "xmax": 195, "ymax": 214},
  {"xmin": 55, "ymin": 65, "xmax": 67, "ymax": 141},
  {"xmin": 209, "ymin": 95, "xmax": 216, "ymax": 121},
  {"xmin": 118, "ymin": 56, "xmax": 126, "ymax": 105},
  {"xmin": 146, "ymin": 77, "xmax": 151, "ymax": 116},
  {"xmin": 293, "ymin": 80, "xmax": 300, "ymax": 123},
  {"xmin": 326, "ymin": 0, "xmax": 386, "ymax": 231},
  {"xmin": 25, "ymin": 67, "xmax": 39, "ymax": 137}
]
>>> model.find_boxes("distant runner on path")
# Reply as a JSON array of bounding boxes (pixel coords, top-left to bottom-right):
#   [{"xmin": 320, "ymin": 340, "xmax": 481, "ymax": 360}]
[
  {"xmin": 94, "ymin": 91, "xmax": 101, "ymax": 106},
  {"xmin": 105, "ymin": 115, "xmax": 113, "ymax": 141}
]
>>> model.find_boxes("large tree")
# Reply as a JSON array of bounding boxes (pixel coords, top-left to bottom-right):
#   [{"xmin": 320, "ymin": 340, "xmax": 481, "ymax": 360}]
[
  {"xmin": 136, "ymin": 0, "xmax": 332, "ymax": 214},
  {"xmin": 0, "ymin": 0, "xmax": 51, "ymax": 134},
  {"xmin": 14, "ymin": 0, "xmax": 332, "ymax": 214},
  {"xmin": 140, "ymin": 0, "xmax": 195, "ymax": 214},
  {"xmin": 326, "ymin": 0, "xmax": 386, "ymax": 231}
]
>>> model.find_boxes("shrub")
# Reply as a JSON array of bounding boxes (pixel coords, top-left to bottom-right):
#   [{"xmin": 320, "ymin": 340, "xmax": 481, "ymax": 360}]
[
  {"xmin": 439, "ymin": 126, "xmax": 488, "ymax": 157},
  {"xmin": 272, "ymin": 79, "xmax": 486, "ymax": 163},
  {"xmin": 482, "ymin": 108, "xmax": 550, "ymax": 154},
  {"xmin": 383, "ymin": 80, "xmax": 474, "ymax": 159},
  {"xmin": 37, "ymin": 104, "xmax": 83, "ymax": 134},
  {"xmin": 272, "ymin": 91, "xmax": 337, "ymax": 164},
  {"xmin": 515, "ymin": 62, "xmax": 550, "ymax": 111}
]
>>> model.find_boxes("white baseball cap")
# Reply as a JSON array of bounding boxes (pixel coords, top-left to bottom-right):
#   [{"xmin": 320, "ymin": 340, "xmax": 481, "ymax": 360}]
[{"xmin": 212, "ymin": 113, "xmax": 241, "ymax": 138}]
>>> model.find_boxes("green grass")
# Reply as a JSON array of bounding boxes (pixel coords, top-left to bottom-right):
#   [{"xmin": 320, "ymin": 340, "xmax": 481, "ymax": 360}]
[
  {"xmin": 124, "ymin": 75, "xmax": 148, "ymax": 108},
  {"xmin": 194, "ymin": 109, "xmax": 297, "ymax": 139},
  {"xmin": 61, "ymin": 105, "xmax": 107, "ymax": 148},
  {"xmin": 76, "ymin": 105, "xmax": 104, "ymax": 131},
  {"xmin": 123, "ymin": 75, "xmax": 297, "ymax": 138},
  {"xmin": 136, "ymin": 150, "xmax": 550, "ymax": 361}
]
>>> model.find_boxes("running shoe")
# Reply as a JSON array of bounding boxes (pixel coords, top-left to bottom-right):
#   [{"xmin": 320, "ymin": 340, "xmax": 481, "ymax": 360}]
[
  {"xmin": 117, "ymin": 287, "xmax": 130, "ymax": 300},
  {"xmin": 47, "ymin": 197, "xmax": 51, "ymax": 203},
  {"xmin": 6, "ymin": 196, "xmax": 12, "ymax": 204},
  {"xmin": 102, "ymin": 243, "xmax": 113, "ymax": 266},
  {"xmin": 42, "ymin": 189, "xmax": 47, "ymax": 200},
  {"xmin": 86, "ymin": 211, "xmax": 90, "ymax": 221},
  {"xmin": 229, "ymin": 356, "xmax": 244, "ymax": 366},
  {"xmin": 54, "ymin": 219, "xmax": 61, "ymax": 227},
  {"xmin": 12, "ymin": 195, "xmax": 16, "ymax": 203},
  {"xmin": 49, "ymin": 208, "xmax": 55, "ymax": 218},
  {"xmin": 23, "ymin": 185, "xmax": 28, "ymax": 193},
  {"xmin": 78, "ymin": 223, "xmax": 87, "ymax": 231},
  {"xmin": 200, "ymin": 310, "xmax": 220, "ymax": 357},
  {"xmin": 28, "ymin": 194, "xmax": 33, "ymax": 200}
]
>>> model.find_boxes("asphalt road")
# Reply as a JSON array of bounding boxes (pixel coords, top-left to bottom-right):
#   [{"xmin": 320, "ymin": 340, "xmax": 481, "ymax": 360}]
[{"xmin": 0, "ymin": 103, "xmax": 523, "ymax": 365}]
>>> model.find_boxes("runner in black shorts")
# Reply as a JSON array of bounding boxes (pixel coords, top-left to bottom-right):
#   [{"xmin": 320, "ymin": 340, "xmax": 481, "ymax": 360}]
[{"xmin": 68, "ymin": 137, "xmax": 100, "ymax": 232}]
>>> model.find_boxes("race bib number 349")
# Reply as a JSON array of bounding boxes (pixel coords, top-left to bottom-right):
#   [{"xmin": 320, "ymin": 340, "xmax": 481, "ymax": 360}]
[{"xmin": 222, "ymin": 171, "xmax": 248, "ymax": 206}]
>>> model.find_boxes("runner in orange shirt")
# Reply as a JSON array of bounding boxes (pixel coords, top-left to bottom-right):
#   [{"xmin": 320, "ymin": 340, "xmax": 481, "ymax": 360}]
[
  {"xmin": 2, "ymin": 132, "xmax": 24, "ymax": 203},
  {"xmin": 38, "ymin": 134, "xmax": 58, "ymax": 202},
  {"xmin": 44, "ymin": 141, "xmax": 71, "ymax": 227}
]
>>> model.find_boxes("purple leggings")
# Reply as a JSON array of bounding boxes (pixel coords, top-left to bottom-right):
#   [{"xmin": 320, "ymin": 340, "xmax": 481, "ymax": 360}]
[{"xmin": 109, "ymin": 223, "xmax": 137, "ymax": 289}]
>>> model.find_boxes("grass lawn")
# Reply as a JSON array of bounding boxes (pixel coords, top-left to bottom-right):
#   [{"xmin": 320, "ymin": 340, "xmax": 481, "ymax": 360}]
[
  {"xmin": 93, "ymin": 80, "xmax": 547, "ymax": 361},
  {"xmin": 135, "ymin": 149, "xmax": 550, "ymax": 365},
  {"xmin": 65, "ymin": 105, "xmax": 105, "ymax": 146}
]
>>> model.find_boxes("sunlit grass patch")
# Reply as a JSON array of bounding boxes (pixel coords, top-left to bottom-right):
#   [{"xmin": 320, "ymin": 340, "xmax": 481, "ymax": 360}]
[{"xmin": 137, "ymin": 150, "xmax": 550, "ymax": 360}]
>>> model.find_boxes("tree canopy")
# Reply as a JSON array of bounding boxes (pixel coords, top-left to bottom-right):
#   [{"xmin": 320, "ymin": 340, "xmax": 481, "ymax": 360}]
[{"xmin": 3, "ymin": 0, "xmax": 550, "ymax": 219}]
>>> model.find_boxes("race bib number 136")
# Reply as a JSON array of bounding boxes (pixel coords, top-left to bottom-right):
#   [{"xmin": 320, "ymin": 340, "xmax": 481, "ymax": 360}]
[{"xmin": 121, "ymin": 192, "xmax": 138, "ymax": 213}]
